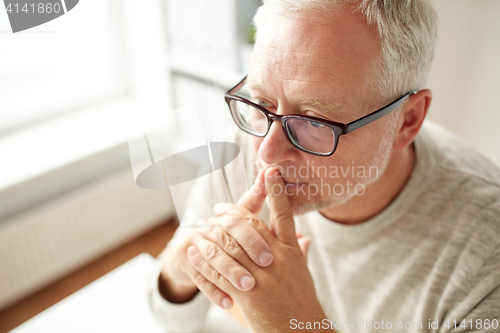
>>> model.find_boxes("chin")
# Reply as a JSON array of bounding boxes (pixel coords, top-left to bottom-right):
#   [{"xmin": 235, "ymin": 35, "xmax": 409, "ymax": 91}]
[
  {"xmin": 288, "ymin": 197, "xmax": 313, "ymax": 216},
  {"xmin": 287, "ymin": 195, "xmax": 328, "ymax": 216}
]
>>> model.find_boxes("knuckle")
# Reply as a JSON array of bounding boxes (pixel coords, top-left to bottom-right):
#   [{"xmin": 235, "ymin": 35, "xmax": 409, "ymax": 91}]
[
  {"xmin": 217, "ymin": 228, "xmax": 230, "ymax": 245},
  {"xmin": 215, "ymin": 226, "xmax": 230, "ymax": 244},
  {"xmin": 284, "ymin": 211, "xmax": 294, "ymax": 221},
  {"xmin": 206, "ymin": 285, "xmax": 221, "ymax": 300},
  {"xmin": 218, "ymin": 276, "xmax": 233, "ymax": 290},
  {"xmin": 225, "ymin": 237, "xmax": 243, "ymax": 256},
  {"xmin": 193, "ymin": 271, "xmax": 206, "ymax": 286},
  {"xmin": 209, "ymin": 268, "xmax": 222, "ymax": 284},
  {"xmin": 246, "ymin": 216, "xmax": 260, "ymax": 228},
  {"xmin": 276, "ymin": 206, "xmax": 294, "ymax": 220},
  {"xmin": 198, "ymin": 260, "xmax": 214, "ymax": 280},
  {"xmin": 205, "ymin": 243, "xmax": 221, "ymax": 262},
  {"xmin": 247, "ymin": 236, "xmax": 262, "ymax": 249},
  {"xmin": 208, "ymin": 268, "xmax": 232, "ymax": 290},
  {"xmin": 222, "ymin": 279, "xmax": 233, "ymax": 290},
  {"xmin": 248, "ymin": 217, "xmax": 267, "ymax": 232}
]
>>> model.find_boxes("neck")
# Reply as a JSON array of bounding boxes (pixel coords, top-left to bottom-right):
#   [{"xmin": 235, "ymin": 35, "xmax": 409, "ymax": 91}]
[{"xmin": 319, "ymin": 143, "xmax": 416, "ymax": 224}]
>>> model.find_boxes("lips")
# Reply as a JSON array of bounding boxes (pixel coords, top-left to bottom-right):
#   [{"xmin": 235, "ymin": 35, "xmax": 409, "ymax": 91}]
[
  {"xmin": 280, "ymin": 175, "xmax": 308, "ymax": 184},
  {"xmin": 283, "ymin": 181, "xmax": 308, "ymax": 186}
]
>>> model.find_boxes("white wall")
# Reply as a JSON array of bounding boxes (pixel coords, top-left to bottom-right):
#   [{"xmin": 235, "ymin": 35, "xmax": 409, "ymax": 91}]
[{"xmin": 426, "ymin": 0, "xmax": 500, "ymax": 166}]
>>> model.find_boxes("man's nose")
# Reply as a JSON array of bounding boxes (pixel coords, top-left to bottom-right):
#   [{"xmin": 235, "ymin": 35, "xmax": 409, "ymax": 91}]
[{"xmin": 258, "ymin": 120, "xmax": 299, "ymax": 165}]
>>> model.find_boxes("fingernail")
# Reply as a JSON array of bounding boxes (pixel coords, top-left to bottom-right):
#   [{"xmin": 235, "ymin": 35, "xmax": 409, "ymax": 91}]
[
  {"xmin": 221, "ymin": 297, "xmax": 233, "ymax": 309},
  {"xmin": 239, "ymin": 275, "xmax": 255, "ymax": 291},
  {"xmin": 187, "ymin": 246, "xmax": 199, "ymax": 258},
  {"xmin": 258, "ymin": 250, "xmax": 273, "ymax": 266}
]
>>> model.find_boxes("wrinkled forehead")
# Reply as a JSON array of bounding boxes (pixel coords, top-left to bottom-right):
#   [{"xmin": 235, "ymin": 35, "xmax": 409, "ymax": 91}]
[{"xmin": 248, "ymin": 8, "xmax": 382, "ymax": 113}]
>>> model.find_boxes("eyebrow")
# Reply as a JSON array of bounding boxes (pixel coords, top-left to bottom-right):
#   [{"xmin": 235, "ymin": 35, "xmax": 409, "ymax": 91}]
[
  {"xmin": 246, "ymin": 78, "xmax": 343, "ymax": 115},
  {"xmin": 301, "ymin": 100, "xmax": 342, "ymax": 114},
  {"xmin": 246, "ymin": 79, "xmax": 260, "ymax": 91}
]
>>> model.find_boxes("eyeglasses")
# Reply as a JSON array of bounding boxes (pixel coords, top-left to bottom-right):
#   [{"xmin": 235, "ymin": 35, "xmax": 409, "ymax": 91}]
[{"xmin": 224, "ymin": 76, "xmax": 415, "ymax": 156}]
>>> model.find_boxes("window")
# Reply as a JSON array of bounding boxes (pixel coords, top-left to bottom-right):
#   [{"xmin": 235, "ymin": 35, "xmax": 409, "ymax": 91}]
[
  {"xmin": 0, "ymin": 0, "xmax": 126, "ymax": 135},
  {"xmin": 0, "ymin": 0, "xmax": 170, "ymax": 222}
]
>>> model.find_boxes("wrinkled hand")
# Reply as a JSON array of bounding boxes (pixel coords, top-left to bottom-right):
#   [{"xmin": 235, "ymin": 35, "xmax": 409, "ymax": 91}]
[
  {"xmin": 158, "ymin": 168, "xmax": 274, "ymax": 308},
  {"xmin": 188, "ymin": 168, "xmax": 326, "ymax": 332}
]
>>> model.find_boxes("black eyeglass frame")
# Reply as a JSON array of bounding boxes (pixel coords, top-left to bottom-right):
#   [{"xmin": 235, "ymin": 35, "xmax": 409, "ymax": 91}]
[{"xmin": 224, "ymin": 75, "xmax": 416, "ymax": 156}]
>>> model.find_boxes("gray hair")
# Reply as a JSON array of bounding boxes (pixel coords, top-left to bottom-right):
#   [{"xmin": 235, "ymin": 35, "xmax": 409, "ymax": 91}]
[{"xmin": 253, "ymin": 0, "xmax": 438, "ymax": 102}]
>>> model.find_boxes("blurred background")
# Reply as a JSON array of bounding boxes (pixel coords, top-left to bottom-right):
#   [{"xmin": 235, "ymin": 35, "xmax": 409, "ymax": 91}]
[{"xmin": 0, "ymin": 0, "xmax": 499, "ymax": 331}]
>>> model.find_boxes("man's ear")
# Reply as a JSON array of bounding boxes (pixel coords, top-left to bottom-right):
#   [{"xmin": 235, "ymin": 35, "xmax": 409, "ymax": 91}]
[{"xmin": 393, "ymin": 89, "xmax": 432, "ymax": 150}]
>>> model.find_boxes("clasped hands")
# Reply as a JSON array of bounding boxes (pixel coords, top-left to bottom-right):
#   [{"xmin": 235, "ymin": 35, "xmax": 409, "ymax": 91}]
[{"xmin": 159, "ymin": 168, "xmax": 329, "ymax": 332}]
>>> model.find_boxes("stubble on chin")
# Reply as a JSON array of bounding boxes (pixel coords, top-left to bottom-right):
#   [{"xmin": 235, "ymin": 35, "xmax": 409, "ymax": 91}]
[{"xmin": 253, "ymin": 119, "xmax": 396, "ymax": 217}]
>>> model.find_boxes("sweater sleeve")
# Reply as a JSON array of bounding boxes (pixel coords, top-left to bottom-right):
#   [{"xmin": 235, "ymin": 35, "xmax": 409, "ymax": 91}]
[
  {"xmin": 146, "ymin": 179, "xmax": 216, "ymax": 332},
  {"xmin": 147, "ymin": 256, "xmax": 212, "ymax": 333}
]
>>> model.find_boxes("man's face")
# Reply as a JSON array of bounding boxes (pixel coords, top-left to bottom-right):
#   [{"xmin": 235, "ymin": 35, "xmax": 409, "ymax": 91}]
[{"xmin": 247, "ymin": 7, "xmax": 398, "ymax": 214}]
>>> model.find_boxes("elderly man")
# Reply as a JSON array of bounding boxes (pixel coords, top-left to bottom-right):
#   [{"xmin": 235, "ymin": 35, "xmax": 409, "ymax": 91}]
[{"xmin": 148, "ymin": 0, "xmax": 500, "ymax": 332}]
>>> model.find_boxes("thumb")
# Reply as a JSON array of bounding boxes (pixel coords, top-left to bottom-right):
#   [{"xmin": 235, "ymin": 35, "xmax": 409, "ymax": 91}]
[
  {"xmin": 237, "ymin": 167, "xmax": 267, "ymax": 214},
  {"xmin": 265, "ymin": 167, "xmax": 297, "ymax": 245}
]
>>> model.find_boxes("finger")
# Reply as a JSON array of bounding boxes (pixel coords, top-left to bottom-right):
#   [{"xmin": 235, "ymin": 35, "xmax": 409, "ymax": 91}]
[
  {"xmin": 198, "ymin": 215, "xmax": 274, "ymax": 267},
  {"xmin": 197, "ymin": 221, "xmax": 259, "ymax": 272},
  {"xmin": 188, "ymin": 240, "xmax": 255, "ymax": 292},
  {"xmin": 183, "ymin": 248, "xmax": 234, "ymax": 309},
  {"xmin": 218, "ymin": 205, "xmax": 280, "ymax": 249},
  {"xmin": 265, "ymin": 168, "xmax": 297, "ymax": 245},
  {"xmin": 237, "ymin": 167, "xmax": 267, "ymax": 214},
  {"xmin": 213, "ymin": 202, "xmax": 234, "ymax": 215},
  {"xmin": 297, "ymin": 236, "xmax": 311, "ymax": 262}
]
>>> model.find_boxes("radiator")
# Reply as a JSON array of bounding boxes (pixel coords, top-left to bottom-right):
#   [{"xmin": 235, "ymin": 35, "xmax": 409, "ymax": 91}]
[{"xmin": 0, "ymin": 168, "xmax": 175, "ymax": 311}]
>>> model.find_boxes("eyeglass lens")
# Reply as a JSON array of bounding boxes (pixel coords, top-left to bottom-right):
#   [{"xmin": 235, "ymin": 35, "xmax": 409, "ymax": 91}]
[{"xmin": 229, "ymin": 99, "xmax": 335, "ymax": 155}]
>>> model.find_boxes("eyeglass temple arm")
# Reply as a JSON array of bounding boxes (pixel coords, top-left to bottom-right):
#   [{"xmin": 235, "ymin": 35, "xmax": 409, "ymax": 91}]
[
  {"xmin": 345, "ymin": 91, "xmax": 416, "ymax": 133},
  {"xmin": 226, "ymin": 75, "xmax": 248, "ymax": 94}
]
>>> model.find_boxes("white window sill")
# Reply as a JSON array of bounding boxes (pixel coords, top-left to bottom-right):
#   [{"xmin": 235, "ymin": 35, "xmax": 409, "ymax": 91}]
[{"xmin": 0, "ymin": 96, "xmax": 164, "ymax": 222}]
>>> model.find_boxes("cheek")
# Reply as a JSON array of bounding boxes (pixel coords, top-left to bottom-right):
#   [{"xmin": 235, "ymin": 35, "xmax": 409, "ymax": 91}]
[
  {"xmin": 311, "ymin": 135, "xmax": 374, "ymax": 182},
  {"xmin": 251, "ymin": 136, "xmax": 263, "ymax": 155},
  {"xmin": 335, "ymin": 129, "xmax": 376, "ymax": 159},
  {"xmin": 310, "ymin": 158, "xmax": 341, "ymax": 183}
]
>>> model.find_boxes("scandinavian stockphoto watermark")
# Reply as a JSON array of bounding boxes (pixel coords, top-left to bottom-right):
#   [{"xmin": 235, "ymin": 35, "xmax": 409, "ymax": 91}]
[
  {"xmin": 250, "ymin": 160, "xmax": 380, "ymax": 199},
  {"xmin": 3, "ymin": 0, "xmax": 79, "ymax": 33}
]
